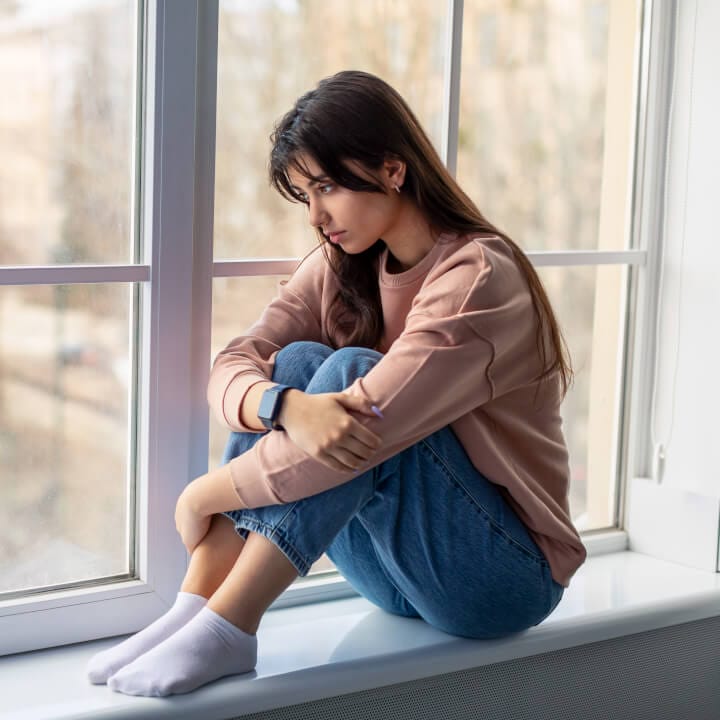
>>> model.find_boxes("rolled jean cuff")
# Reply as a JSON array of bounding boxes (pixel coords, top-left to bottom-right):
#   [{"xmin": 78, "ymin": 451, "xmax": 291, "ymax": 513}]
[{"xmin": 222, "ymin": 510, "xmax": 313, "ymax": 577}]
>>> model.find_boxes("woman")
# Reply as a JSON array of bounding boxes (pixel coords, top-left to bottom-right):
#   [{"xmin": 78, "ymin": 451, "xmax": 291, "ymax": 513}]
[{"xmin": 87, "ymin": 70, "xmax": 586, "ymax": 697}]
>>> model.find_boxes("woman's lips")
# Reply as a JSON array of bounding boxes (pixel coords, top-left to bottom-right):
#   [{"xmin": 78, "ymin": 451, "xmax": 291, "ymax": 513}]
[{"xmin": 328, "ymin": 231, "xmax": 346, "ymax": 243}]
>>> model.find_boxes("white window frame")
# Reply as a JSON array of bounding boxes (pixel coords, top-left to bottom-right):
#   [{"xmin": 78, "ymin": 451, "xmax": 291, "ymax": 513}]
[{"xmin": 0, "ymin": 0, "xmax": 662, "ymax": 655}]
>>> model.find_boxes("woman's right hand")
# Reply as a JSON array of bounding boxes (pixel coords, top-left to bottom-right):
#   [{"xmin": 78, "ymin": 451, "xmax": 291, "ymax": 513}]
[{"xmin": 278, "ymin": 389, "xmax": 383, "ymax": 472}]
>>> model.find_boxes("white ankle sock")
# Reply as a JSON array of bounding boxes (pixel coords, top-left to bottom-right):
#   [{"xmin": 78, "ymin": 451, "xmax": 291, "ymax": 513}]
[
  {"xmin": 107, "ymin": 606, "xmax": 257, "ymax": 697},
  {"xmin": 87, "ymin": 591, "xmax": 207, "ymax": 684}
]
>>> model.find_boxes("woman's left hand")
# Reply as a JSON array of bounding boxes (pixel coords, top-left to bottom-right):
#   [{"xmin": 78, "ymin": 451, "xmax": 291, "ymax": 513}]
[{"xmin": 175, "ymin": 482, "xmax": 212, "ymax": 554}]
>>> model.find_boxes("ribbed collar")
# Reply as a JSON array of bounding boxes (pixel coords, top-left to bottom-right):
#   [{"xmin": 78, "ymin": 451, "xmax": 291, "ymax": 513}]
[{"xmin": 379, "ymin": 231, "xmax": 459, "ymax": 288}]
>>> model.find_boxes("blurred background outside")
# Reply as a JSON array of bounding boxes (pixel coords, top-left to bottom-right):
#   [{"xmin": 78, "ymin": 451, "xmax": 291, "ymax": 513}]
[{"xmin": 0, "ymin": 0, "xmax": 633, "ymax": 593}]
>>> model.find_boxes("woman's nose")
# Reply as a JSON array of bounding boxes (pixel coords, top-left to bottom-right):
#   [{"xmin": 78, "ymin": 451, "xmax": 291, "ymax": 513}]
[{"xmin": 308, "ymin": 199, "xmax": 328, "ymax": 228}]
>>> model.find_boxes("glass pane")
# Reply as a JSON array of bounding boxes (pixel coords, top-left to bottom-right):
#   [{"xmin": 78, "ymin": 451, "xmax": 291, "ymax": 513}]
[
  {"xmin": 214, "ymin": 0, "xmax": 449, "ymax": 259},
  {"xmin": 458, "ymin": 0, "xmax": 638, "ymax": 250},
  {"xmin": 0, "ymin": 283, "xmax": 132, "ymax": 595},
  {"xmin": 537, "ymin": 264, "xmax": 627, "ymax": 531},
  {"xmin": 0, "ymin": 1, "xmax": 136, "ymax": 265},
  {"xmin": 210, "ymin": 275, "xmax": 332, "ymax": 575}
]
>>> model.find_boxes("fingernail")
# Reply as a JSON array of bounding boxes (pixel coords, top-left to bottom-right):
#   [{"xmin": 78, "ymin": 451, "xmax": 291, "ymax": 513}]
[{"xmin": 371, "ymin": 405, "xmax": 384, "ymax": 418}]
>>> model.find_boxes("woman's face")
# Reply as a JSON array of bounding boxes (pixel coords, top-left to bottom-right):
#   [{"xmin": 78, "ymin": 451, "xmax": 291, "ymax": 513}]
[{"xmin": 286, "ymin": 154, "xmax": 402, "ymax": 254}]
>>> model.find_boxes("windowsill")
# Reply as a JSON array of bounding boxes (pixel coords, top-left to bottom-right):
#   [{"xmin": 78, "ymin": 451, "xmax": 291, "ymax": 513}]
[{"xmin": 2, "ymin": 549, "xmax": 719, "ymax": 720}]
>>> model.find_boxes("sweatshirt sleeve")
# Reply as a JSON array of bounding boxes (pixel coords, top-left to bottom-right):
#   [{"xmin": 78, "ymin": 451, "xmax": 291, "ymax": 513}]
[
  {"xmin": 207, "ymin": 248, "xmax": 325, "ymax": 432},
  {"xmin": 226, "ymin": 244, "xmax": 536, "ymax": 508}
]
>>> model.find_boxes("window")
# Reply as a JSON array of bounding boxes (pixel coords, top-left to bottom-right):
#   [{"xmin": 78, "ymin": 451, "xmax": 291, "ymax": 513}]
[
  {"xmin": 1, "ymin": 0, "xmax": 649, "ymax": 655},
  {"xmin": 0, "ymin": 0, "xmax": 141, "ymax": 644},
  {"xmin": 1, "ymin": 0, "xmax": 215, "ymax": 655}
]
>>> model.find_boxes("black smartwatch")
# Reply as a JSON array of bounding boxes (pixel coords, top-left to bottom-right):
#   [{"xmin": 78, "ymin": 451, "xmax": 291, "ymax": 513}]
[{"xmin": 257, "ymin": 384, "xmax": 293, "ymax": 431}]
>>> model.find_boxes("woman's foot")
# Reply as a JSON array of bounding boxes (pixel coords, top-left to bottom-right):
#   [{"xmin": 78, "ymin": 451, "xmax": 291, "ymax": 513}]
[
  {"xmin": 86, "ymin": 591, "xmax": 207, "ymax": 684},
  {"xmin": 107, "ymin": 606, "xmax": 257, "ymax": 696}
]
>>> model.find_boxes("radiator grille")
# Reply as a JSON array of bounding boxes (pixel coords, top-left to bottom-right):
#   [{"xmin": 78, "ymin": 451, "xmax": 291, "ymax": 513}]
[{"xmin": 230, "ymin": 615, "xmax": 720, "ymax": 720}]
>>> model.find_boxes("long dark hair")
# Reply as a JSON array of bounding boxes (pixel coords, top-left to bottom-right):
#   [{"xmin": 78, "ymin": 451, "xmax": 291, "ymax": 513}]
[{"xmin": 269, "ymin": 70, "xmax": 573, "ymax": 399}]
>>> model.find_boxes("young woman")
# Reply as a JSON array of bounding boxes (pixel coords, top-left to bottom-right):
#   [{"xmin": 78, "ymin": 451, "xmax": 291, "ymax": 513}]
[{"xmin": 87, "ymin": 70, "xmax": 586, "ymax": 697}]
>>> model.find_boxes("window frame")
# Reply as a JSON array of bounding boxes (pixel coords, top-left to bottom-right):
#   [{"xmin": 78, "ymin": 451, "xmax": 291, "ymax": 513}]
[
  {"xmin": 0, "ymin": 0, "xmax": 657, "ymax": 654},
  {"xmin": 620, "ymin": 0, "xmax": 676, "ymax": 496}
]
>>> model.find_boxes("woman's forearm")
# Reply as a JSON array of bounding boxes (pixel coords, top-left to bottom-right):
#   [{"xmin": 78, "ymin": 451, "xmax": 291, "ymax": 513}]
[
  {"xmin": 185, "ymin": 464, "xmax": 244, "ymax": 515},
  {"xmin": 240, "ymin": 381, "xmax": 303, "ymax": 431},
  {"xmin": 193, "ymin": 385, "xmax": 306, "ymax": 516}
]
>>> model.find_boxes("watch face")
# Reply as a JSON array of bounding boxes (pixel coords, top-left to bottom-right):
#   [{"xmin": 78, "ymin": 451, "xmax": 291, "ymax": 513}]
[
  {"xmin": 258, "ymin": 392, "xmax": 276, "ymax": 422},
  {"xmin": 258, "ymin": 385, "xmax": 288, "ymax": 429}
]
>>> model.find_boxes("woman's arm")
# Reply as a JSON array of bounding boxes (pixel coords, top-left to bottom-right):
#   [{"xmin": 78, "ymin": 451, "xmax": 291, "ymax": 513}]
[
  {"xmin": 175, "ymin": 465, "xmax": 242, "ymax": 552},
  {"xmin": 175, "ymin": 383, "xmax": 291, "ymax": 551},
  {"xmin": 208, "ymin": 250, "xmax": 326, "ymax": 433},
  {"xmin": 183, "ymin": 465, "xmax": 240, "ymax": 514}
]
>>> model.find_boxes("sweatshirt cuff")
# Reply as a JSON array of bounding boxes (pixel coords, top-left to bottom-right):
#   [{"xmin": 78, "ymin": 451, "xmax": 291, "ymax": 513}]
[{"xmin": 222, "ymin": 376, "xmax": 270, "ymax": 432}]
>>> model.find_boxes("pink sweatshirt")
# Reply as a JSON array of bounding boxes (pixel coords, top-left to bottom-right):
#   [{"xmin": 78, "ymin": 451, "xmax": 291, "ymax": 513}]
[{"xmin": 208, "ymin": 232, "xmax": 587, "ymax": 587}]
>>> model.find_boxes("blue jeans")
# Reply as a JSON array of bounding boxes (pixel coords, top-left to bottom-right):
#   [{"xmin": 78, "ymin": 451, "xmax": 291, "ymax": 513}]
[{"xmin": 221, "ymin": 341, "xmax": 564, "ymax": 639}]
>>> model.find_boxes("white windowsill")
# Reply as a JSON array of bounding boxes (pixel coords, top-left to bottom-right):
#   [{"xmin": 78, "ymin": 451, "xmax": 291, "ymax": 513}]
[{"xmin": 2, "ymin": 548, "xmax": 719, "ymax": 720}]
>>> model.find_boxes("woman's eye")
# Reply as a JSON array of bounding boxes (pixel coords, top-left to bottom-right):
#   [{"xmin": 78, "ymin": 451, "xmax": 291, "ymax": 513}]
[{"xmin": 319, "ymin": 184, "xmax": 333, "ymax": 194}]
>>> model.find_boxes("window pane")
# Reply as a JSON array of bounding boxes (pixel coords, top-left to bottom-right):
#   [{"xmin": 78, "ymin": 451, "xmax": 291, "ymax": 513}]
[
  {"xmin": 0, "ymin": 283, "xmax": 132, "ymax": 595},
  {"xmin": 458, "ymin": 0, "xmax": 636, "ymax": 251},
  {"xmin": 214, "ymin": 0, "xmax": 449, "ymax": 259},
  {"xmin": 537, "ymin": 264, "xmax": 627, "ymax": 531},
  {"xmin": 0, "ymin": 1, "xmax": 136, "ymax": 266}
]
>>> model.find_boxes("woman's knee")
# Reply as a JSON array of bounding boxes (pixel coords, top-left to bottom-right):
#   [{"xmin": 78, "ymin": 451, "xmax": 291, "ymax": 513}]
[
  {"xmin": 305, "ymin": 345, "xmax": 383, "ymax": 393},
  {"xmin": 277, "ymin": 340, "xmax": 329, "ymax": 357},
  {"xmin": 275, "ymin": 340, "xmax": 332, "ymax": 367},
  {"xmin": 271, "ymin": 341, "xmax": 333, "ymax": 387},
  {"xmin": 331, "ymin": 346, "xmax": 383, "ymax": 361}
]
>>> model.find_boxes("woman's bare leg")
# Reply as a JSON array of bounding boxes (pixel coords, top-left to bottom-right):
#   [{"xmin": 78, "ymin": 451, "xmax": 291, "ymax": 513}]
[
  {"xmin": 87, "ymin": 515, "xmax": 245, "ymax": 684},
  {"xmin": 181, "ymin": 513, "xmax": 246, "ymax": 598},
  {"xmin": 207, "ymin": 530, "xmax": 299, "ymax": 634},
  {"xmin": 87, "ymin": 513, "xmax": 245, "ymax": 684}
]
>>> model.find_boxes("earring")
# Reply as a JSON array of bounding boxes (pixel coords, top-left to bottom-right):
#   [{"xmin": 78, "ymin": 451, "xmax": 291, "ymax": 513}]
[{"xmin": 394, "ymin": 185, "xmax": 401, "ymax": 193}]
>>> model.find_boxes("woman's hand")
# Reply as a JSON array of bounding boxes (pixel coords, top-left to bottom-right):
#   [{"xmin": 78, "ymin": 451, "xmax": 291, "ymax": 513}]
[
  {"xmin": 175, "ymin": 482, "xmax": 212, "ymax": 554},
  {"xmin": 278, "ymin": 389, "xmax": 383, "ymax": 472}
]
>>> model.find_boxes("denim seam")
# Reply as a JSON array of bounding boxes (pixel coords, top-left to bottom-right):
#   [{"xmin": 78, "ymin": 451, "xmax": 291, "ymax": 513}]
[
  {"xmin": 354, "ymin": 470, "xmax": 419, "ymax": 614},
  {"xmin": 419, "ymin": 438, "xmax": 547, "ymax": 568},
  {"xmin": 229, "ymin": 516, "xmax": 312, "ymax": 577}
]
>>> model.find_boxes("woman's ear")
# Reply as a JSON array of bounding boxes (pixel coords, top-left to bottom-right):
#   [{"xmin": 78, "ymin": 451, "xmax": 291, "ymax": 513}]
[{"xmin": 383, "ymin": 156, "xmax": 407, "ymax": 191}]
